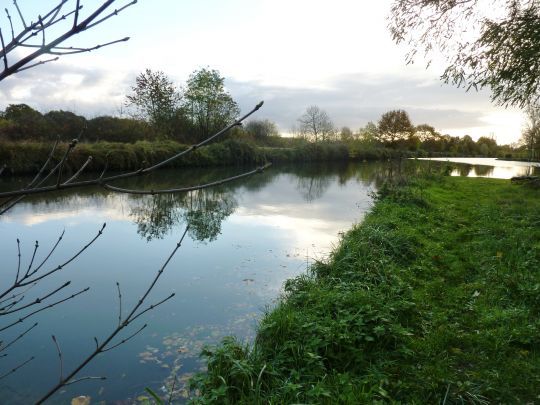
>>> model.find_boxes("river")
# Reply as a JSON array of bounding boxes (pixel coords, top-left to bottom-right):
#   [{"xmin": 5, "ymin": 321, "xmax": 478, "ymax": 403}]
[{"xmin": 0, "ymin": 158, "xmax": 537, "ymax": 403}]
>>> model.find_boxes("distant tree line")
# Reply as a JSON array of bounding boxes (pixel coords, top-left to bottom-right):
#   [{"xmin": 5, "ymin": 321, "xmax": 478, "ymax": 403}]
[
  {"xmin": 1, "ymin": 66, "xmax": 536, "ymax": 160},
  {"xmin": 295, "ymin": 105, "xmax": 525, "ymax": 158}
]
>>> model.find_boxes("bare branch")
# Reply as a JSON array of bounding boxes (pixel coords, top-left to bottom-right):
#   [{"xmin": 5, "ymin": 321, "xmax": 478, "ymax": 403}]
[
  {"xmin": 47, "ymin": 37, "xmax": 130, "ymax": 56},
  {"xmin": 12, "ymin": 0, "xmax": 27, "ymax": 29},
  {"xmin": 0, "ymin": 102, "xmax": 267, "ymax": 201},
  {"xmin": 0, "ymin": 283, "xmax": 35, "ymax": 306},
  {"xmin": 30, "ymin": 230, "xmax": 66, "ymax": 278},
  {"xmin": 0, "ymin": 322, "xmax": 38, "ymax": 353},
  {"xmin": 18, "ymin": 223, "xmax": 106, "ymax": 286},
  {"xmin": 116, "ymin": 282, "xmax": 122, "ymax": 327},
  {"xmin": 0, "ymin": 0, "xmax": 136, "ymax": 81},
  {"xmin": 36, "ymin": 226, "xmax": 190, "ymax": 404},
  {"xmin": 51, "ymin": 335, "xmax": 63, "ymax": 382},
  {"xmin": 0, "ymin": 281, "xmax": 71, "ymax": 315},
  {"xmin": 64, "ymin": 376, "xmax": 106, "ymax": 386},
  {"xmin": 129, "ymin": 293, "xmax": 175, "ymax": 324},
  {"xmin": 0, "ymin": 356, "xmax": 34, "ymax": 380},
  {"xmin": 0, "ymin": 137, "xmax": 59, "ymax": 213},
  {"xmin": 101, "ymin": 323, "xmax": 146, "ymax": 352},
  {"xmin": 56, "ymin": 138, "xmax": 79, "ymax": 187},
  {"xmin": 0, "ymin": 287, "xmax": 89, "ymax": 333},
  {"xmin": 24, "ymin": 240, "xmax": 40, "ymax": 279},
  {"xmin": 85, "ymin": 0, "xmax": 137, "ymax": 30},
  {"xmin": 62, "ymin": 156, "xmax": 93, "ymax": 185},
  {"xmin": 104, "ymin": 163, "xmax": 272, "ymax": 195}
]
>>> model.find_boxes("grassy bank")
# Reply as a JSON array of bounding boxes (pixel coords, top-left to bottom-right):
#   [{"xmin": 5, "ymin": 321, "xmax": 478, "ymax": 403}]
[
  {"xmin": 0, "ymin": 139, "xmax": 355, "ymax": 175},
  {"xmin": 190, "ymin": 174, "xmax": 540, "ymax": 403}
]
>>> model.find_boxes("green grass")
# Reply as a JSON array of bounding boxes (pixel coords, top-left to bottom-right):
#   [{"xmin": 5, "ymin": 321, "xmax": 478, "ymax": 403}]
[{"xmin": 190, "ymin": 175, "xmax": 540, "ymax": 404}]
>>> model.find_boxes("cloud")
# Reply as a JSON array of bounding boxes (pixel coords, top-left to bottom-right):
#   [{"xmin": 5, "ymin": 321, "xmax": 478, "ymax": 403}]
[
  {"xmin": 0, "ymin": 62, "xmax": 523, "ymax": 142},
  {"xmin": 0, "ymin": 63, "xmax": 133, "ymax": 117},
  {"xmin": 227, "ymin": 73, "xmax": 500, "ymax": 134}
]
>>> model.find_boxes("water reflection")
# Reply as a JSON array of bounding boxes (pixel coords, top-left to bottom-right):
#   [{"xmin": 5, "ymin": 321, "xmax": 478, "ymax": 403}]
[
  {"xmin": 131, "ymin": 189, "xmax": 237, "ymax": 242},
  {"xmin": 0, "ymin": 162, "xmax": 383, "ymax": 402},
  {"xmin": 416, "ymin": 157, "xmax": 540, "ymax": 179}
]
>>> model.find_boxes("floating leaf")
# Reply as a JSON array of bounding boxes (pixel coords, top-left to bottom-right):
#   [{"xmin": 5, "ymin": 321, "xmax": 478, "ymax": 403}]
[{"xmin": 71, "ymin": 396, "xmax": 91, "ymax": 405}]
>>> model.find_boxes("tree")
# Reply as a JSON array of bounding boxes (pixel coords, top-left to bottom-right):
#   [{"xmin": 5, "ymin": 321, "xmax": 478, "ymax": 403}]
[
  {"xmin": 340, "ymin": 126, "xmax": 353, "ymax": 142},
  {"xmin": 458, "ymin": 135, "xmax": 477, "ymax": 156},
  {"xmin": 125, "ymin": 69, "xmax": 182, "ymax": 137},
  {"xmin": 297, "ymin": 105, "xmax": 335, "ymax": 142},
  {"xmin": 389, "ymin": 0, "xmax": 540, "ymax": 108},
  {"xmin": 86, "ymin": 115, "xmax": 154, "ymax": 143},
  {"xmin": 45, "ymin": 110, "xmax": 87, "ymax": 141},
  {"xmin": 244, "ymin": 119, "xmax": 279, "ymax": 141},
  {"xmin": 521, "ymin": 105, "xmax": 540, "ymax": 161},
  {"xmin": 414, "ymin": 124, "xmax": 439, "ymax": 141},
  {"xmin": 358, "ymin": 122, "xmax": 380, "ymax": 144},
  {"xmin": 377, "ymin": 109, "xmax": 414, "ymax": 148},
  {"xmin": 476, "ymin": 136, "xmax": 498, "ymax": 157},
  {"xmin": 183, "ymin": 68, "xmax": 240, "ymax": 141},
  {"xmin": 1, "ymin": 103, "xmax": 51, "ymax": 140}
]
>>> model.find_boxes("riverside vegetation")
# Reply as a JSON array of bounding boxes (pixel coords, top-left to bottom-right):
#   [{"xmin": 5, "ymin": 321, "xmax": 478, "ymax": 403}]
[{"xmin": 190, "ymin": 171, "xmax": 540, "ymax": 403}]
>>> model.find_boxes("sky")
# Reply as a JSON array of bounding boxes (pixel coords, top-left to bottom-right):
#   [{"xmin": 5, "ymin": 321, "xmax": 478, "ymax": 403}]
[{"xmin": 0, "ymin": 0, "xmax": 526, "ymax": 144}]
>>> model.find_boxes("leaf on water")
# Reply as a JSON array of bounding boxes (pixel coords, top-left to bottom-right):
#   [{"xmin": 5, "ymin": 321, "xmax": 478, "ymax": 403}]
[{"xmin": 71, "ymin": 396, "xmax": 91, "ymax": 405}]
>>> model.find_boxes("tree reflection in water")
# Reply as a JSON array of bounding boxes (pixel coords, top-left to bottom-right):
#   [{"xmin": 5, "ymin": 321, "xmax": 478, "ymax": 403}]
[{"xmin": 130, "ymin": 187, "xmax": 237, "ymax": 242}]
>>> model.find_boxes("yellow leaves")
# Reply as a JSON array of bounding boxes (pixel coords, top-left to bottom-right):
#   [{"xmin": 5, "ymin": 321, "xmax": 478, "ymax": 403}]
[{"xmin": 71, "ymin": 396, "xmax": 91, "ymax": 405}]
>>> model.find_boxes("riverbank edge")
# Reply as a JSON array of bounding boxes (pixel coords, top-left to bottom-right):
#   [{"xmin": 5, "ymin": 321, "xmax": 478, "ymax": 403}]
[
  {"xmin": 189, "ymin": 174, "xmax": 540, "ymax": 403},
  {"xmin": 0, "ymin": 139, "xmax": 418, "ymax": 176}
]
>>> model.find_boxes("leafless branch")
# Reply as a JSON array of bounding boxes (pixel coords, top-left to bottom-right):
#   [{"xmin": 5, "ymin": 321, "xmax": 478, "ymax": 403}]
[
  {"xmin": 62, "ymin": 156, "xmax": 93, "ymax": 185},
  {"xmin": 36, "ymin": 226, "xmax": 190, "ymax": 404},
  {"xmin": 0, "ymin": 356, "xmax": 34, "ymax": 380},
  {"xmin": 0, "ymin": 101, "xmax": 267, "ymax": 202},
  {"xmin": 116, "ymin": 282, "xmax": 122, "ymax": 327},
  {"xmin": 0, "ymin": 287, "xmax": 89, "ymax": 333},
  {"xmin": 105, "ymin": 162, "xmax": 272, "ymax": 195},
  {"xmin": 101, "ymin": 323, "xmax": 146, "ymax": 352},
  {"xmin": 0, "ymin": 281, "xmax": 71, "ymax": 315},
  {"xmin": 0, "ymin": 322, "xmax": 37, "ymax": 353},
  {"xmin": 0, "ymin": 1, "xmax": 137, "ymax": 81},
  {"xmin": 64, "ymin": 376, "xmax": 107, "ymax": 386},
  {"xmin": 51, "ymin": 335, "xmax": 63, "ymax": 382}
]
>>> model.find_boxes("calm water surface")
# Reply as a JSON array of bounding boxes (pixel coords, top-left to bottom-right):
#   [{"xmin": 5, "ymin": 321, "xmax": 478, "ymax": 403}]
[
  {"xmin": 0, "ymin": 162, "xmax": 387, "ymax": 403},
  {"xmin": 416, "ymin": 157, "xmax": 540, "ymax": 178},
  {"xmin": 0, "ymin": 158, "xmax": 535, "ymax": 403}
]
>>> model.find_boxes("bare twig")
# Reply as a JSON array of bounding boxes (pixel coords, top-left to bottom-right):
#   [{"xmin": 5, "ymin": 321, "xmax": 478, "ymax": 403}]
[
  {"xmin": 0, "ymin": 101, "xmax": 266, "ymax": 202},
  {"xmin": 0, "ymin": 288, "xmax": 89, "ymax": 333},
  {"xmin": 64, "ymin": 376, "xmax": 106, "ymax": 386},
  {"xmin": 0, "ymin": 281, "xmax": 71, "ymax": 315},
  {"xmin": 0, "ymin": 356, "xmax": 34, "ymax": 380},
  {"xmin": 36, "ymin": 226, "xmax": 190, "ymax": 404},
  {"xmin": 0, "ymin": 322, "xmax": 38, "ymax": 353},
  {"xmin": 116, "ymin": 282, "xmax": 122, "ymax": 327},
  {"xmin": 0, "ymin": 1, "xmax": 137, "ymax": 81},
  {"xmin": 51, "ymin": 335, "xmax": 63, "ymax": 382}
]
